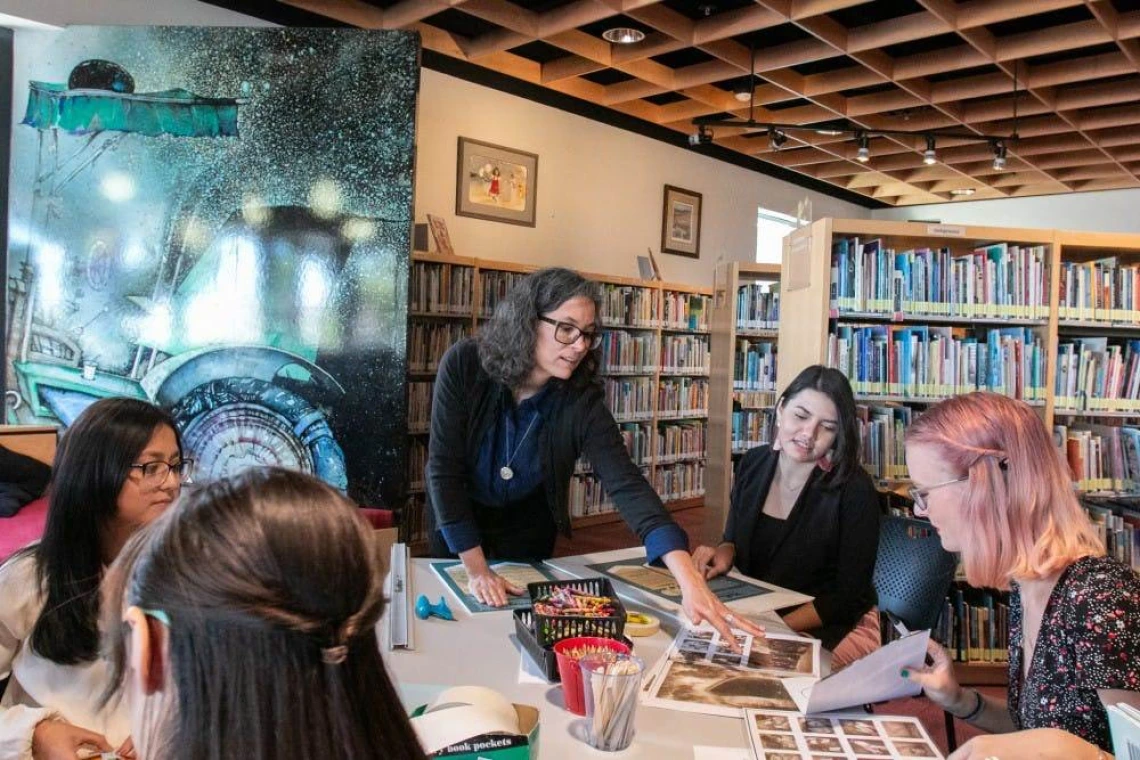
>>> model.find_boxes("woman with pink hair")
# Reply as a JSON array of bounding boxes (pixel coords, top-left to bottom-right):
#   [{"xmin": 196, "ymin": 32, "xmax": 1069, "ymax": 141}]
[{"xmin": 903, "ymin": 392, "xmax": 1140, "ymax": 759}]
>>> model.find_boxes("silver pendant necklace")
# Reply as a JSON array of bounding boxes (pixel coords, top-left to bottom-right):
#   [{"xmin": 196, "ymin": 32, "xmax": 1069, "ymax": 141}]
[{"xmin": 500, "ymin": 414, "xmax": 540, "ymax": 481}]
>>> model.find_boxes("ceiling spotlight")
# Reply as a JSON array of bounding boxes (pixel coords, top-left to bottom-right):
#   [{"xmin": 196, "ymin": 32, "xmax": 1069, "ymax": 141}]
[
  {"xmin": 856, "ymin": 132, "xmax": 870, "ymax": 163},
  {"xmin": 768, "ymin": 128, "xmax": 787, "ymax": 151},
  {"xmin": 688, "ymin": 124, "xmax": 713, "ymax": 147},
  {"xmin": 815, "ymin": 128, "xmax": 844, "ymax": 136},
  {"xmin": 992, "ymin": 141, "xmax": 1008, "ymax": 171},
  {"xmin": 733, "ymin": 84, "xmax": 752, "ymax": 103},
  {"xmin": 602, "ymin": 27, "xmax": 645, "ymax": 44},
  {"xmin": 951, "ymin": 187, "xmax": 977, "ymax": 196},
  {"xmin": 922, "ymin": 135, "xmax": 937, "ymax": 165}
]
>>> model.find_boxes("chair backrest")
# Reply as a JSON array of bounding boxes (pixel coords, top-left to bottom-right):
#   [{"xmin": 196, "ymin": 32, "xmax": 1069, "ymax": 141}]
[{"xmin": 873, "ymin": 515, "xmax": 958, "ymax": 632}]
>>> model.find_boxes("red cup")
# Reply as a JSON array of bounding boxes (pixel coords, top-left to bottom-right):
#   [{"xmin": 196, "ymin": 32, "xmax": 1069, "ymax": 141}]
[{"xmin": 552, "ymin": 636, "xmax": 632, "ymax": 715}]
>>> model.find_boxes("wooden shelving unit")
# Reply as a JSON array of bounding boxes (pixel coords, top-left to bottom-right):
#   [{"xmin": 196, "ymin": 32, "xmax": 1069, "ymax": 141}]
[
  {"xmin": 706, "ymin": 261, "xmax": 781, "ymax": 543},
  {"xmin": 403, "ymin": 251, "xmax": 712, "ymax": 552},
  {"xmin": 774, "ymin": 217, "xmax": 1140, "ymax": 685}
]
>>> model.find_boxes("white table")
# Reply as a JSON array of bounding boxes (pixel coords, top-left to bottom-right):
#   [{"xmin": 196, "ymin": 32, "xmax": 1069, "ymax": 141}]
[{"xmin": 382, "ymin": 556, "xmax": 794, "ymax": 759}]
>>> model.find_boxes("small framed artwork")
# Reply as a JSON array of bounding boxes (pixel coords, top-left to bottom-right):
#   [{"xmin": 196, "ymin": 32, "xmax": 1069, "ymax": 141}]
[
  {"xmin": 426, "ymin": 213, "xmax": 454, "ymax": 256},
  {"xmin": 455, "ymin": 137, "xmax": 538, "ymax": 227},
  {"xmin": 661, "ymin": 184, "xmax": 702, "ymax": 258}
]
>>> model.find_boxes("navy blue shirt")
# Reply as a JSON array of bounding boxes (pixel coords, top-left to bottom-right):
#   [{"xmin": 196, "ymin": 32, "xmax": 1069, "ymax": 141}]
[{"xmin": 440, "ymin": 384, "xmax": 688, "ymax": 564}]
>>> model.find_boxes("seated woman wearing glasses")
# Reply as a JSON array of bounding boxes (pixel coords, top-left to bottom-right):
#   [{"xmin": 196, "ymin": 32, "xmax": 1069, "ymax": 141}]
[
  {"xmin": 690, "ymin": 366, "xmax": 881, "ymax": 667},
  {"xmin": 0, "ymin": 398, "xmax": 188, "ymax": 760},
  {"xmin": 101, "ymin": 467, "xmax": 425, "ymax": 760},
  {"xmin": 904, "ymin": 392, "xmax": 1140, "ymax": 759},
  {"xmin": 427, "ymin": 267, "xmax": 760, "ymax": 644}
]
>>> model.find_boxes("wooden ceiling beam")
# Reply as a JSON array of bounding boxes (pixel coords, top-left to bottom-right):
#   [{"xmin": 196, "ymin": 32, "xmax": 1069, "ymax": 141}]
[
  {"xmin": 694, "ymin": 5, "xmax": 785, "ymax": 44},
  {"xmin": 802, "ymin": 67, "xmax": 885, "ymax": 97},
  {"xmin": 894, "ymin": 45, "xmax": 989, "ymax": 79},
  {"xmin": 1075, "ymin": 104, "xmax": 1140, "ymax": 131},
  {"xmin": 1027, "ymin": 51, "xmax": 1131, "ymax": 88},
  {"xmin": 280, "ymin": 0, "xmax": 387, "ymax": 27},
  {"xmin": 458, "ymin": 0, "xmax": 538, "ymax": 35},
  {"xmin": 1052, "ymin": 164, "xmax": 1129, "ymax": 181},
  {"xmin": 846, "ymin": 89, "xmax": 927, "ymax": 117},
  {"xmin": 996, "ymin": 20, "xmax": 1111, "ymax": 62},
  {"xmin": 611, "ymin": 34, "xmax": 687, "ymax": 63},
  {"xmin": 625, "ymin": 3, "xmax": 696, "ymax": 43},
  {"xmin": 848, "ymin": 11, "xmax": 951, "ymax": 54},
  {"xmin": 538, "ymin": 0, "xmax": 618, "ymax": 37},
  {"xmin": 545, "ymin": 30, "xmax": 611, "ymax": 64},
  {"xmin": 957, "ymin": 0, "xmax": 1085, "ymax": 29},
  {"xmin": 1054, "ymin": 79, "xmax": 1140, "ymax": 111},
  {"xmin": 1032, "ymin": 149, "xmax": 1112, "ymax": 169},
  {"xmin": 462, "ymin": 29, "xmax": 534, "ymax": 59},
  {"xmin": 541, "ymin": 55, "xmax": 606, "ymax": 83},
  {"xmin": 790, "ymin": 0, "xmax": 872, "ymax": 19}
]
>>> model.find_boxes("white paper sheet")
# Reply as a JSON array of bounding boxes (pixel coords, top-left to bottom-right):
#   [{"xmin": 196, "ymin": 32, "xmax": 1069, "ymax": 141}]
[{"xmin": 783, "ymin": 630, "xmax": 929, "ymax": 714}]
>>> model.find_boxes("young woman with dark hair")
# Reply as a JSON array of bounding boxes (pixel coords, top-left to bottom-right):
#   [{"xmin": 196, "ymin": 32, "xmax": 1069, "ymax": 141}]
[
  {"xmin": 427, "ymin": 267, "xmax": 760, "ymax": 645},
  {"xmin": 691, "ymin": 365, "xmax": 881, "ymax": 665},
  {"xmin": 101, "ymin": 467, "xmax": 426, "ymax": 760},
  {"xmin": 0, "ymin": 397, "xmax": 186, "ymax": 759}
]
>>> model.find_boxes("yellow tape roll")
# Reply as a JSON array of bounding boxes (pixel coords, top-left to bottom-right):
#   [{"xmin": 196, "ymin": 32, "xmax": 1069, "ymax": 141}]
[{"xmin": 624, "ymin": 612, "xmax": 661, "ymax": 637}]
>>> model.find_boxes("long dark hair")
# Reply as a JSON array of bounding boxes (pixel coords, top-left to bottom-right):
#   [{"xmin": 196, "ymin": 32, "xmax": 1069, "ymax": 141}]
[
  {"xmin": 477, "ymin": 267, "xmax": 602, "ymax": 388},
  {"xmin": 777, "ymin": 365, "xmax": 860, "ymax": 486},
  {"xmin": 28, "ymin": 397, "xmax": 180, "ymax": 665},
  {"xmin": 102, "ymin": 467, "xmax": 426, "ymax": 760}
]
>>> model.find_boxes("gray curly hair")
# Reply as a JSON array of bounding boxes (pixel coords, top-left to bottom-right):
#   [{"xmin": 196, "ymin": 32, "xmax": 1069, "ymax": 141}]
[{"xmin": 477, "ymin": 267, "xmax": 602, "ymax": 389}]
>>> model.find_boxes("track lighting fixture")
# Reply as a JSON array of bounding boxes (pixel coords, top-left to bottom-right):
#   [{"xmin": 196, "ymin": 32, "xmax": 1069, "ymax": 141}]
[
  {"xmin": 768, "ymin": 128, "xmax": 787, "ymax": 151},
  {"xmin": 856, "ymin": 132, "xmax": 870, "ymax": 163},
  {"xmin": 688, "ymin": 124, "xmax": 713, "ymax": 147},
  {"xmin": 923, "ymin": 136, "xmax": 937, "ymax": 165},
  {"xmin": 602, "ymin": 27, "xmax": 645, "ymax": 44},
  {"xmin": 992, "ymin": 141, "xmax": 1008, "ymax": 171}
]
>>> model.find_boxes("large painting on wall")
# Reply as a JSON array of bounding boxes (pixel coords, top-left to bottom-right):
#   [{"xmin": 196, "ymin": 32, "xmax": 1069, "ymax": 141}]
[{"xmin": 4, "ymin": 27, "xmax": 419, "ymax": 508}]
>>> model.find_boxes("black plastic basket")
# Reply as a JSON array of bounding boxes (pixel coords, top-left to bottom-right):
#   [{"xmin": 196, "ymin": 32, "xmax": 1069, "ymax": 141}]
[
  {"xmin": 526, "ymin": 577, "xmax": 626, "ymax": 648},
  {"xmin": 513, "ymin": 608, "xmax": 633, "ymax": 683}
]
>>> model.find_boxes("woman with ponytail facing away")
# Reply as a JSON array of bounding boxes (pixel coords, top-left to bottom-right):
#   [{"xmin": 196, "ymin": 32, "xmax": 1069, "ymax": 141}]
[{"xmin": 101, "ymin": 467, "xmax": 425, "ymax": 760}]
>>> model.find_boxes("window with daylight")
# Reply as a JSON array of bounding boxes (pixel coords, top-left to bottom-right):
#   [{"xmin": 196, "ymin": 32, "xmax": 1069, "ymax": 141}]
[{"xmin": 755, "ymin": 207, "xmax": 799, "ymax": 264}]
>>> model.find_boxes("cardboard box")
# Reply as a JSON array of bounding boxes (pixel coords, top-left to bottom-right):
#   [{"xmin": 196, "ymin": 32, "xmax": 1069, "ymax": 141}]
[{"xmin": 411, "ymin": 703, "xmax": 540, "ymax": 760}]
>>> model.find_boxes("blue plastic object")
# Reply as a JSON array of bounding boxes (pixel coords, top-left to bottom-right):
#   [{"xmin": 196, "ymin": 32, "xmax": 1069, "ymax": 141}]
[{"xmin": 415, "ymin": 594, "xmax": 455, "ymax": 621}]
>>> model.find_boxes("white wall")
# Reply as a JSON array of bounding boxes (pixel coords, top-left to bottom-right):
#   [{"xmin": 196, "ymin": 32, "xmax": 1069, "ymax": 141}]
[
  {"xmin": 4, "ymin": 0, "xmax": 872, "ymax": 286},
  {"xmin": 415, "ymin": 69, "xmax": 869, "ymax": 284},
  {"xmin": 872, "ymin": 188, "xmax": 1140, "ymax": 234}
]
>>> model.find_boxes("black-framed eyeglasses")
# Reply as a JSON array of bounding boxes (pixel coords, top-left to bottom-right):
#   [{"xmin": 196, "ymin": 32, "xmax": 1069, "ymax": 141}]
[
  {"xmin": 537, "ymin": 315, "xmax": 602, "ymax": 350},
  {"xmin": 907, "ymin": 475, "xmax": 968, "ymax": 516},
  {"xmin": 130, "ymin": 459, "xmax": 195, "ymax": 486}
]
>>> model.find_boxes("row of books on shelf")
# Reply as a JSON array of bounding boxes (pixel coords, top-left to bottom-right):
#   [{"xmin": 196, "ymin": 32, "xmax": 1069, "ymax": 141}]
[
  {"xmin": 1055, "ymin": 337, "xmax": 1140, "ymax": 412},
  {"xmin": 1056, "ymin": 423, "xmax": 1140, "ymax": 494},
  {"xmin": 1081, "ymin": 497, "xmax": 1140, "ymax": 571},
  {"xmin": 858, "ymin": 404, "xmax": 912, "ymax": 481},
  {"xmin": 736, "ymin": 282, "xmax": 780, "ymax": 331},
  {"xmin": 569, "ymin": 462, "xmax": 708, "ymax": 518},
  {"xmin": 407, "ymin": 439, "xmax": 427, "ymax": 490},
  {"xmin": 733, "ymin": 340, "xmax": 777, "ymax": 392},
  {"xmin": 932, "ymin": 584, "xmax": 1011, "ymax": 665},
  {"xmin": 662, "ymin": 292, "xmax": 710, "ymax": 331},
  {"xmin": 407, "ymin": 322, "xmax": 468, "ymax": 372},
  {"xmin": 403, "ymin": 495, "xmax": 430, "ymax": 545},
  {"xmin": 410, "ymin": 262, "xmax": 475, "ymax": 315},
  {"xmin": 407, "ymin": 381, "xmax": 433, "ymax": 429},
  {"xmin": 1058, "ymin": 257, "xmax": 1140, "ymax": 323},
  {"xmin": 830, "ymin": 238, "xmax": 1050, "ymax": 319},
  {"xmin": 734, "ymin": 390, "xmax": 778, "ymax": 409},
  {"xmin": 603, "ymin": 377, "xmax": 710, "ymax": 419},
  {"xmin": 478, "ymin": 270, "xmax": 527, "ymax": 317},
  {"xmin": 731, "ymin": 409, "xmax": 775, "ymax": 454},
  {"xmin": 659, "ymin": 335, "xmax": 710, "ymax": 374},
  {"xmin": 827, "ymin": 324, "xmax": 1047, "ymax": 401},
  {"xmin": 574, "ymin": 421, "xmax": 707, "ymax": 473},
  {"xmin": 599, "ymin": 331, "xmax": 657, "ymax": 373},
  {"xmin": 599, "ymin": 284, "xmax": 658, "ymax": 328}
]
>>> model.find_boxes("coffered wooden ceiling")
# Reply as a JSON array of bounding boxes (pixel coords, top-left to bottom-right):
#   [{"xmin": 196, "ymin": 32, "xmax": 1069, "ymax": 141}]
[{"xmin": 236, "ymin": 0, "xmax": 1140, "ymax": 206}]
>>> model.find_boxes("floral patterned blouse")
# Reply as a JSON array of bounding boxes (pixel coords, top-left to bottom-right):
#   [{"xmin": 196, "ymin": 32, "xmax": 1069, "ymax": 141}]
[{"xmin": 1008, "ymin": 555, "xmax": 1140, "ymax": 751}]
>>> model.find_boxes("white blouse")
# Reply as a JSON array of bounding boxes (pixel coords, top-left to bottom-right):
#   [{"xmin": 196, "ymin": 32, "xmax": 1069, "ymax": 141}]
[{"xmin": 0, "ymin": 552, "xmax": 128, "ymax": 759}]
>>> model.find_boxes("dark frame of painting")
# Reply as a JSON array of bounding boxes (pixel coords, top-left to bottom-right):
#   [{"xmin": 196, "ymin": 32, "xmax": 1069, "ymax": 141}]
[
  {"xmin": 661, "ymin": 184, "xmax": 702, "ymax": 258},
  {"xmin": 455, "ymin": 136, "xmax": 538, "ymax": 227}
]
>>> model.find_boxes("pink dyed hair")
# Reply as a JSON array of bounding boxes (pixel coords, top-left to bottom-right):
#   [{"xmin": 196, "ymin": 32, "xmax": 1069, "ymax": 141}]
[{"xmin": 906, "ymin": 392, "xmax": 1103, "ymax": 590}]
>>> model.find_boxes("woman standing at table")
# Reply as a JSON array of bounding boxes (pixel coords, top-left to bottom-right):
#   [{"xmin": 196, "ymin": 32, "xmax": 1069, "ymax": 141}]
[
  {"xmin": 426, "ymin": 267, "xmax": 758, "ymax": 642},
  {"xmin": 690, "ymin": 366, "xmax": 881, "ymax": 665},
  {"xmin": 903, "ymin": 392, "xmax": 1140, "ymax": 759}
]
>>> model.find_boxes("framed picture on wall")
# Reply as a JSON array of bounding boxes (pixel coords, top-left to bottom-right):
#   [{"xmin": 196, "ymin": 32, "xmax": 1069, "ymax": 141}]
[
  {"xmin": 661, "ymin": 184, "xmax": 702, "ymax": 258},
  {"xmin": 455, "ymin": 137, "xmax": 538, "ymax": 227}
]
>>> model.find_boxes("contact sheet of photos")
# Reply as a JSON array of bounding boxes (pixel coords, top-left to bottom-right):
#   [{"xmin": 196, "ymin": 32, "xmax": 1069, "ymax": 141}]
[
  {"xmin": 745, "ymin": 710, "xmax": 944, "ymax": 760},
  {"xmin": 641, "ymin": 625, "xmax": 821, "ymax": 718}
]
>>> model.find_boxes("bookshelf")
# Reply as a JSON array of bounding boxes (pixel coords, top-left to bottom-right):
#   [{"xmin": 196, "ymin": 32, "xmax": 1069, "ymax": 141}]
[
  {"xmin": 778, "ymin": 218, "xmax": 1140, "ymax": 683},
  {"xmin": 403, "ymin": 251, "xmax": 712, "ymax": 554},
  {"xmin": 706, "ymin": 261, "xmax": 781, "ymax": 544}
]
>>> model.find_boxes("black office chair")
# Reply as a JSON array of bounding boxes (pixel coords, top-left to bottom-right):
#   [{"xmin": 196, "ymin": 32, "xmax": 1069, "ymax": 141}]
[{"xmin": 872, "ymin": 514, "xmax": 961, "ymax": 750}]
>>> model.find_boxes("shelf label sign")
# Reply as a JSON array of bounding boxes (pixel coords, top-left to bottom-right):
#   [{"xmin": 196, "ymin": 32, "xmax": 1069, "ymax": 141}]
[{"xmin": 927, "ymin": 224, "xmax": 966, "ymax": 237}]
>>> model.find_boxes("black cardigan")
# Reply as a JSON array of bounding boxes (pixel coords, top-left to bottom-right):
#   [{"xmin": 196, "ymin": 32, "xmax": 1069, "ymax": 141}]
[
  {"xmin": 426, "ymin": 339, "xmax": 679, "ymax": 544},
  {"xmin": 725, "ymin": 445, "xmax": 881, "ymax": 649}
]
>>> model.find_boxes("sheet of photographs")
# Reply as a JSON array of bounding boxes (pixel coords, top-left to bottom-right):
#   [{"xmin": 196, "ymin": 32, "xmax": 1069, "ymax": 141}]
[
  {"xmin": 641, "ymin": 624, "xmax": 821, "ymax": 718},
  {"xmin": 745, "ymin": 710, "xmax": 944, "ymax": 759}
]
